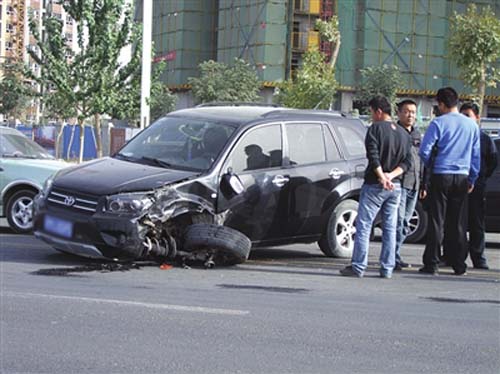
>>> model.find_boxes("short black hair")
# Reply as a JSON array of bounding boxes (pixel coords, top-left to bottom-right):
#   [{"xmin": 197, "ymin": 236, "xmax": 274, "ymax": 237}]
[
  {"xmin": 397, "ymin": 99, "xmax": 417, "ymax": 112},
  {"xmin": 368, "ymin": 96, "xmax": 392, "ymax": 116},
  {"xmin": 436, "ymin": 87, "xmax": 458, "ymax": 108},
  {"xmin": 459, "ymin": 102, "xmax": 480, "ymax": 116}
]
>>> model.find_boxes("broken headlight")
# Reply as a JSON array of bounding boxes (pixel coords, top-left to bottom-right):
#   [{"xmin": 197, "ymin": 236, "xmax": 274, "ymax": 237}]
[{"xmin": 106, "ymin": 193, "xmax": 154, "ymax": 215}]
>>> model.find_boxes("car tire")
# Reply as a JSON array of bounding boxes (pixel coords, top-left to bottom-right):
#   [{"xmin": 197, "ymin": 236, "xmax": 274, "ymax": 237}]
[
  {"xmin": 318, "ymin": 199, "xmax": 358, "ymax": 258},
  {"xmin": 405, "ymin": 201, "xmax": 428, "ymax": 244},
  {"xmin": 183, "ymin": 224, "xmax": 251, "ymax": 265},
  {"xmin": 6, "ymin": 189, "xmax": 37, "ymax": 234}
]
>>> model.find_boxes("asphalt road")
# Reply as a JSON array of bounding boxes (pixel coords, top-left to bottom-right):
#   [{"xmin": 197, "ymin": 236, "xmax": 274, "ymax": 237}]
[{"xmin": 1, "ymin": 224, "xmax": 499, "ymax": 374}]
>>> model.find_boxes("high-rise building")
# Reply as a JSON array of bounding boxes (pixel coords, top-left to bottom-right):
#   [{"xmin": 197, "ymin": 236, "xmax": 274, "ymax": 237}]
[
  {"xmin": 0, "ymin": 0, "xmax": 77, "ymax": 123},
  {"xmin": 138, "ymin": 0, "xmax": 500, "ymax": 115}
]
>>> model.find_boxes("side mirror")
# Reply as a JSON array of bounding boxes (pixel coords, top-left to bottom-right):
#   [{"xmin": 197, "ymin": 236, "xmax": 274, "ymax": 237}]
[{"xmin": 220, "ymin": 169, "xmax": 244, "ymax": 199}]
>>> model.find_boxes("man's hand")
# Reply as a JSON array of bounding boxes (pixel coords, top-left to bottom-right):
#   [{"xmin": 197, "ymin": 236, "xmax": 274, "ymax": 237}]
[
  {"xmin": 419, "ymin": 189, "xmax": 427, "ymax": 200},
  {"xmin": 379, "ymin": 173, "xmax": 394, "ymax": 191},
  {"xmin": 468, "ymin": 183, "xmax": 474, "ymax": 194}
]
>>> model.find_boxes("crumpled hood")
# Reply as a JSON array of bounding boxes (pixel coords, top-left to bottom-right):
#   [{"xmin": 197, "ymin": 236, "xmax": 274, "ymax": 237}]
[{"xmin": 53, "ymin": 157, "xmax": 200, "ymax": 196}]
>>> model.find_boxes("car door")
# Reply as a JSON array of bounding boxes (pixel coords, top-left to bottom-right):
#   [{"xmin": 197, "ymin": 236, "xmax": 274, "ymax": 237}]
[
  {"xmin": 283, "ymin": 121, "xmax": 351, "ymax": 237},
  {"xmin": 218, "ymin": 123, "xmax": 290, "ymax": 241}
]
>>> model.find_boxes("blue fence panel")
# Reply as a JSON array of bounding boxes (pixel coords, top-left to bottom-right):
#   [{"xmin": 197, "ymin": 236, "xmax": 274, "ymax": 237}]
[
  {"xmin": 16, "ymin": 125, "xmax": 33, "ymax": 139},
  {"xmin": 62, "ymin": 125, "xmax": 97, "ymax": 160}
]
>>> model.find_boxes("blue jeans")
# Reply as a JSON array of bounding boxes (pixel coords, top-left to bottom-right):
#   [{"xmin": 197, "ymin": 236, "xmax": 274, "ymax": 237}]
[
  {"xmin": 351, "ymin": 183, "xmax": 401, "ymax": 276},
  {"xmin": 395, "ymin": 188, "xmax": 418, "ymax": 264}
]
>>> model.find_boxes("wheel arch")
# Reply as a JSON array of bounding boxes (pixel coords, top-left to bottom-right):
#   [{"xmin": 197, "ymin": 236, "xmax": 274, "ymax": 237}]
[{"xmin": 2, "ymin": 181, "xmax": 40, "ymax": 217}]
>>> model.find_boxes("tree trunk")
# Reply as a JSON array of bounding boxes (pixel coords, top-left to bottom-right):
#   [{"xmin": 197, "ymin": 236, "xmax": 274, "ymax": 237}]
[
  {"xmin": 94, "ymin": 113, "xmax": 103, "ymax": 158},
  {"xmin": 477, "ymin": 66, "xmax": 486, "ymax": 127},
  {"xmin": 56, "ymin": 122, "xmax": 66, "ymax": 159},
  {"xmin": 329, "ymin": 38, "xmax": 341, "ymax": 70},
  {"xmin": 78, "ymin": 118, "xmax": 85, "ymax": 163}
]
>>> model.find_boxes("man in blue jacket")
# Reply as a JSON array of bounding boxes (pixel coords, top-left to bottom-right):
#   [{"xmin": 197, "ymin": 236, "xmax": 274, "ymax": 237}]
[{"xmin": 418, "ymin": 87, "xmax": 480, "ymax": 275}]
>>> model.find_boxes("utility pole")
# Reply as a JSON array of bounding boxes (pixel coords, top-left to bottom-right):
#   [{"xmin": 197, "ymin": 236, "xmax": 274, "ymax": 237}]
[{"xmin": 140, "ymin": 0, "xmax": 152, "ymax": 129}]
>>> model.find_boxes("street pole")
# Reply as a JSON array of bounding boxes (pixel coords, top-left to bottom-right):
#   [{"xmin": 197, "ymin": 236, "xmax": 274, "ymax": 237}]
[{"xmin": 140, "ymin": 0, "xmax": 152, "ymax": 129}]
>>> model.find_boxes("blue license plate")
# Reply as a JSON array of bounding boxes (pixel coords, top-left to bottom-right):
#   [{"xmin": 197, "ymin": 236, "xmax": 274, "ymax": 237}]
[{"xmin": 44, "ymin": 215, "xmax": 73, "ymax": 239}]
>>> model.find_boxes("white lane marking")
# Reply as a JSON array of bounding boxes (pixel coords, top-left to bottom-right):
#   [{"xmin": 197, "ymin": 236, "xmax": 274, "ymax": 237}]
[{"xmin": 3, "ymin": 291, "xmax": 249, "ymax": 316}]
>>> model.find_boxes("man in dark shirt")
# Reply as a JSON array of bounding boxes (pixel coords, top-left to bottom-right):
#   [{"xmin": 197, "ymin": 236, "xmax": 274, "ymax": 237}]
[
  {"xmin": 395, "ymin": 99, "xmax": 422, "ymax": 270},
  {"xmin": 340, "ymin": 96, "xmax": 412, "ymax": 278},
  {"xmin": 460, "ymin": 102, "xmax": 498, "ymax": 269}
]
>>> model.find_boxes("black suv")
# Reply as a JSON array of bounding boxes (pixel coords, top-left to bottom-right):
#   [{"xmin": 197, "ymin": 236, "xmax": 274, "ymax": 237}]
[{"xmin": 33, "ymin": 105, "xmax": 367, "ymax": 265}]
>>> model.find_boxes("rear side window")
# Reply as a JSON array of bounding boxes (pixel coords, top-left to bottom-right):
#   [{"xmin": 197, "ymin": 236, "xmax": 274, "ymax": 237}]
[
  {"xmin": 332, "ymin": 119, "xmax": 366, "ymax": 158},
  {"xmin": 286, "ymin": 123, "xmax": 326, "ymax": 165}
]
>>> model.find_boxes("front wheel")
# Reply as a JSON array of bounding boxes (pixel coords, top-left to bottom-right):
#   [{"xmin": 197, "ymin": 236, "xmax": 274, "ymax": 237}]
[
  {"xmin": 318, "ymin": 199, "xmax": 358, "ymax": 258},
  {"xmin": 183, "ymin": 224, "xmax": 251, "ymax": 266},
  {"xmin": 6, "ymin": 189, "xmax": 37, "ymax": 234}
]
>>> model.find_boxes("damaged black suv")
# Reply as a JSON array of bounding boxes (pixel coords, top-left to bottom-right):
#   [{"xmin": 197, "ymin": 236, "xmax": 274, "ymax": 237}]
[{"xmin": 33, "ymin": 105, "xmax": 367, "ymax": 266}]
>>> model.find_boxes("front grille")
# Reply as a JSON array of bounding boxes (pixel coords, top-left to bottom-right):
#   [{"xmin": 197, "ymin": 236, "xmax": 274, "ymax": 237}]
[{"xmin": 47, "ymin": 188, "xmax": 99, "ymax": 214}]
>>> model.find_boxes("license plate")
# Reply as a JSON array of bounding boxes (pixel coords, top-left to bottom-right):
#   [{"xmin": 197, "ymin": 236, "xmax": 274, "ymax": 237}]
[{"xmin": 44, "ymin": 215, "xmax": 73, "ymax": 239}]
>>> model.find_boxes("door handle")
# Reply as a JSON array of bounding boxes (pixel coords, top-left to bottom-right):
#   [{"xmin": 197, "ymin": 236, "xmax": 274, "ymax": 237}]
[
  {"xmin": 272, "ymin": 175, "xmax": 289, "ymax": 187},
  {"xmin": 329, "ymin": 168, "xmax": 345, "ymax": 180}
]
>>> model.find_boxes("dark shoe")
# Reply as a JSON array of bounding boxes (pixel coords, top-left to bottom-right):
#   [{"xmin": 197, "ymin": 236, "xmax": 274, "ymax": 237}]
[
  {"xmin": 394, "ymin": 261, "xmax": 411, "ymax": 271},
  {"xmin": 454, "ymin": 269, "xmax": 467, "ymax": 276},
  {"xmin": 418, "ymin": 266, "xmax": 437, "ymax": 275},
  {"xmin": 473, "ymin": 263, "xmax": 489, "ymax": 270},
  {"xmin": 339, "ymin": 266, "xmax": 363, "ymax": 278}
]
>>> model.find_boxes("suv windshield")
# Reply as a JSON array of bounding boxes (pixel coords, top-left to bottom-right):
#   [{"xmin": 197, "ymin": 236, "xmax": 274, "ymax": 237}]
[
  {"xmin": 0, "ymin": 133, "xmax": 54, "ymax": 159},
  {"xmin": 115, "ymin": 116, "xmax": 236, "ymax": 171}
]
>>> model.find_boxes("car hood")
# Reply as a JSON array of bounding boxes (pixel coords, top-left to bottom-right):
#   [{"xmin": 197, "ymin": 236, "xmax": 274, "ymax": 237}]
[
  {"xmin": 2, "ymin": 157, "xmax": 68, "ymax": 171},
  {"xmin": 53, "ymin": 157, "xmax": 200, "ymax": 196}
]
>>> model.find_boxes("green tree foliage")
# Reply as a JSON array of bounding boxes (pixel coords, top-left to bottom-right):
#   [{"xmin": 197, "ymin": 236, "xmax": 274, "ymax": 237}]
[
  {"xmin": 188, "ymin": 58, "xmax": 260, "ymax": 104},
  {"xmin": 275, "ymin": 50, "xmax": 337, "ymax": 109},
  {"xmin": 449, "ymin": 4, "xmax": 500, "ymax": 118},
  {"xmin": 28, "ymin": 0, "xmax": 142, "ymax": 161},
  {"xmin": 356, "ymin": 65, "xmax": 402, "ymax": 114},
  {"xmin": 111, "ymin": 60, "xmax": 176, "ymax": 124},
  {"xmin": 275, "ymin": 16, "xmax": 340, "ymax": 109},
  {"xmin": 0, "ymin": 63, "xmax": 33, "ymax": 123}
]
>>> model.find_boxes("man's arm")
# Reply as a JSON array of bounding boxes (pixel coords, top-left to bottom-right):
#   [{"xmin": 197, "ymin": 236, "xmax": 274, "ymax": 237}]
[
  {"xmin": 484, "ymin": 135, "xmax": 498, "ymax": 178},
  {"xmin": 468, "ymin": 126, "xmax": 481, "ymax": 187},
  {"xmin": 419, "ymin": 121, "xmax": 439, "ymax": 168}
]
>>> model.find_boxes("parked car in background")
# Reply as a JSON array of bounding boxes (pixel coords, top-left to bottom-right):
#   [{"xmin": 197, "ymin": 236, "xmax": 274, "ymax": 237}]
[
  {"xmin": 0, "ymin": 126, "xmax": 67, "ymax": 233},
  {"xmin": 33, "ymin": 105, "xmax": 368, "ymax": 265}
]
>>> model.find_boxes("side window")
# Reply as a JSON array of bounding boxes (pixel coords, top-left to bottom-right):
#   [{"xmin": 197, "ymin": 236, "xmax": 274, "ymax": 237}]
[
  {"xmin": 225, "ymin": 124, "xmax": 282, "ymax": 174},
  {"xmin": 287, "ymin": 123, "xmax": 326, "ymax": 165},
  {"xmin": 324, "ymin": 125, "xmax": 342, "ymax": 161},
  {"xmin": 335, "ymin": 121, "xmax": 366, "ymax": 158}
]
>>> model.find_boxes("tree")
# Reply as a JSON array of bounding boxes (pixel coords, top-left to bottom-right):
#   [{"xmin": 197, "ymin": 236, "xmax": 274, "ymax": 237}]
[
  {"xmin": 111, "ymin": 61, "xmax": 176, "ymax": 124},
  {"xmin": 356, "ymin": 65, "xmax": 402, "ymax": 113},
  {"xmin": 0, "ymin": 63, "xmax": 32, "ymax": 123},
  {"xmin": 188, "ymin": 58, "xmax": 260, "ymax": 104},
  {"xmin": 275, "ymin": 16, "xmax": 340, "ymax": 109},
  {"xmin": 28, "ymin": 0, "xmax": 142, "ymax": 162},
  {"xmin": 449, "ymin": 4, "xmax": 500, "ymax": 119}
]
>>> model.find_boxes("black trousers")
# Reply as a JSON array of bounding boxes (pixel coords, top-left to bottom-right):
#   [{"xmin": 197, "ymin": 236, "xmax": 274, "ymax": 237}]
[
  {"xmin": 468, "ymin": 183, "xmax": 487, "ymax": 266},
  {"xmin": 422, "ymin": 174, "xmax": 468, "ymax": 273}
]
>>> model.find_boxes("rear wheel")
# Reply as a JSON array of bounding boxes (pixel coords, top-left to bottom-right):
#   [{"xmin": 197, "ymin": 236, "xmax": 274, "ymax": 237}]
[
  {"xmin": 318, "ymin": 199, "xmax": 358, "ymax": 258},
  {"xmin": 183, "ymin": 224, "xmax": 251, "ymax": 266},
  {"xmin": 6, "ymin": 189, "xmax": 37, "ymax": 234},
  {"xmin": 405, "ymin": 201, "xmax": 428, "ymax": 243}
]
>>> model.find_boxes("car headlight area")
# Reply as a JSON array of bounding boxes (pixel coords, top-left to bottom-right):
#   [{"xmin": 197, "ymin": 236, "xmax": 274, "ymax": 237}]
[{"xmin": 105, "ymin": 193, "xmax": 154, "ymax": 215}]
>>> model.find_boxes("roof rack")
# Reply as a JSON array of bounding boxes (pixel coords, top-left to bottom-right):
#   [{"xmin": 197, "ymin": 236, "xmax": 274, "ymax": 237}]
[{"xmin": 195, "ymin": 102, "xmax": 280, "ymax": 108}]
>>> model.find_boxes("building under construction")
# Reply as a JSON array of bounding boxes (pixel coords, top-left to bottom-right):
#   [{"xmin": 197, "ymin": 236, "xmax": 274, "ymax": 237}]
[{"xmin": 140, "ymin": 0, "xmax": 500, "ymax": 115}]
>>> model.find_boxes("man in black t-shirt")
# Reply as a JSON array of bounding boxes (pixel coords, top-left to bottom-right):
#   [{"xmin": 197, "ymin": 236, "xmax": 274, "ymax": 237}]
[{"xmin": 340, "ymin": 96, "xmax": 412, "ymax": 278}]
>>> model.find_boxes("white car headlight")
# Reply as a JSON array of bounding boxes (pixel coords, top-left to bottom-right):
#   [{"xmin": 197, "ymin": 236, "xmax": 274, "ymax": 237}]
[{"xmin": 106, "ymin": 193, "xmax": 154, "ymax": 215}]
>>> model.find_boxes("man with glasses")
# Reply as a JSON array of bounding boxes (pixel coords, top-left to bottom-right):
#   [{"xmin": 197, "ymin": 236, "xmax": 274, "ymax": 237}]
[
  {"xmin": 459, "ymin": 102, "xmax": 498, "ymax": 269},
  {"xmin": 418, "ymin": 87, "xmax": 480, "ymax": 275}
]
